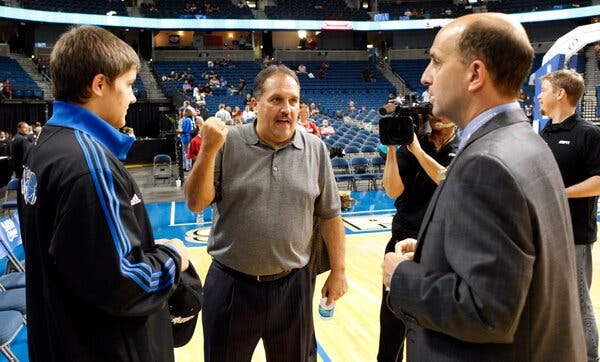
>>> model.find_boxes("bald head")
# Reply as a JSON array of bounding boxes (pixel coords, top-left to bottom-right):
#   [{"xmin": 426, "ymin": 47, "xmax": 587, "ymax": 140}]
[{"xmin": 443, "ymin": 13, "xmax": 534, "ymax": 98}]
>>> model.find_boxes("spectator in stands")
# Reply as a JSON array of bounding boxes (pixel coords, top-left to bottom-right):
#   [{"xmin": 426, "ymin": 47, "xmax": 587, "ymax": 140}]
[
  {"xmin": 219, "ymin": 76, "xmax": 227, "ymax": 88},
  {"xmin": 214, "ymin": 103, "xmax": 231, "ymax": 123},
  {"xmin": 192, "ymin": 85, "xmax": 202, "ymax": 102},
  {"xmin": 147, "ymin": 1, "xmax": 159, "ymax": 15},
  {"xmin": 223, "ymin": 55, "xmax": 234, "ymax": 68},
  {"xmin": 226, "ymin": 84, "xmax": 237, "ymax": 96},
  {"xmin": 297, "ymin": 63, "xmax": 307, "ymax": 74},
  {"xmin": 201, "ymin": 82, "xmax": 213, "ymax": 96},
  {"xmin": 298, "ymin": 103, "xmax": 321, "ymax": 138},
  {"xmin": 347, "ymin": 100, "xmax": 356, "ymax": 113},
  {"xmin": 2, "ymin": 79, "xmax": 12, "ymax": 99},
  {"xmin": 209, "ymin": 74, "xmax": 220, "ymax": 88},
  {"xmin": 320, "ymin": 119, "xmax": 335, "ymax": 138},
  {"xmin": 11, "ymin": 121, "xmax": 32, "ymax": 178},
  {"xmin": 244, "ymin": 92, "xmax": 253, "ymax": 106},
  {"xmin": 182, "ymin": 79, "xmax": 192, "ymax": 95},
  {"xmin": 185, "ymin": 64, "xmax": 346, "ymax": 362},
  {"xmin": 310, "ymin": 102, "xmax": 320, "ymax": 115},
  {"xmin": 182, "ymin": 67, "xmax": 193, "ymax": 80},
  {"xmin": 321, "ymin": 61, "xmax": 330, "ymax": 71},
  {"xmin": 241, "ymin": 104, "xmax": 255, "ymax": 123},
  {"xmin": 18, "ymin": 25, "xmax": 190, "ymax": 362},
  {"xmin": 316, "ymin": 68, "xmax": 326, "ymax": 79},
  {"xmin": 239, "ymin": 77, "xmax": 247, "ymax": 93}
]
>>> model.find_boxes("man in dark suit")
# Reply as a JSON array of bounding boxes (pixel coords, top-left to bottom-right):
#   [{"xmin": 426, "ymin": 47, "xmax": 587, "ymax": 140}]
[
  {"xmin": 382, "ymin": 13, "xmax": 586, "ymax": 361},
  {"xmin": 11, "ymin": 121, "xmax": 32, "ymax": 178}
]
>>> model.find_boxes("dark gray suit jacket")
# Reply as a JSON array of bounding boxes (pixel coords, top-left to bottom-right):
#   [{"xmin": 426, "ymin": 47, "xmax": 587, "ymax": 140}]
[{"xmin": 389, "ymin": 109, "xmax": 585, "ymax": 361}]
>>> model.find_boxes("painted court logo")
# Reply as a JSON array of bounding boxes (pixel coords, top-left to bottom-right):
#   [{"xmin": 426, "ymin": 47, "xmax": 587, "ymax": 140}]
[
  {"xmin": 184, "ymin": 227, "xmax": 210, "ymax": 247},
  {"xmin": 21, "ymin": 166, "xmax": 37, "ymax": 205}
]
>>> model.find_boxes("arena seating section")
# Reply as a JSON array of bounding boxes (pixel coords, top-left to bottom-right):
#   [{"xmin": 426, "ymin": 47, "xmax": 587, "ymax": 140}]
[
  {"xmin": 0, "ymin": 57, "xmax": 44, "ymax": 99},
  {"xmin": 13, "ymin": 0, "xmax": 593, "ymax": 20},
  {"xmin": 390, "ymin": 53, "xmax": 553, "ymax": 99},
  {"xmin": 377, "ymin": 1, "xmax": 591, "ymax": 21},
  {"xmin": 486, "ymin": 0, "xmax": 591, "ymax": 14},
  {"xmin": 152, "ymin": 60, "xmax": 261, "ymax": 112},
  {"xmin": 133, "ymin": 76, "xmax": 147, "ymax": 100},
  {"xmin": 21, "ymin": 0, "xmax": 127, "ymax": 16},
  {"xmin": 153, "ymin": 60, "xmax": 394, "ymax": 116},
  {"xmin": 141, "ymin": 0, "xmax": 253, "ymax": 19},
  {"xmin": 264, "ymin": 0, "xmax": 370, "ymax": 21}
]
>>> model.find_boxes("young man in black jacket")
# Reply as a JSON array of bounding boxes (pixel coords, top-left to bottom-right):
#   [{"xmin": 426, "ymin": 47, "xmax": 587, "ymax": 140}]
[{"xmin": 18, "ymin": 25, "xmax": 190, "ymax": 362}]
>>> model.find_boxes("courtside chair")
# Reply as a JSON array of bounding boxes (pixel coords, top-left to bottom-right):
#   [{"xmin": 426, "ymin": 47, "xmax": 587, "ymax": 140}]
[
  {"xmin": 350, "ymin": 157, "xmax": 377, "ymax": 191},
  {"xmin": 0, "ymin": 273, "xmax": 25, "ymax": 291},
  {"xmin": 0, "ymin": 218, "xmax": 25, "ymax": 274},
  {"xmin": 0, "ymin": 309, "xmax": 24, "ymax": 361},
  {"xmin": 330, "ymin": 157, "xmax": 355, "ymax": 191},
  {"xmin": 344, "ymin": 145, "xmax": 360, "ymax": 160},
  {"xmin": 1, "ymin": 178, "xmax": 19, "ymax": 217},
  {"xmin": 152, "ymin": 154, "xmax": 173, "ymax": 186},
  {"xmin": 370, "ymin": 155, "xmax": 386, "ymax": 189},
  {"xmin": 360, "ymin": 144, "xmax": 379, "ymax": 158},
  {"xmin": 0, "ymin": 288, "xmax": 26, "ymax": 323}
]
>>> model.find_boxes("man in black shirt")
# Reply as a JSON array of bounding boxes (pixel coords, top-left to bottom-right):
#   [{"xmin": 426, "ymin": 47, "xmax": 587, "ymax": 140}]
[
  {"xmin": 11, "ymin": 122, "xmax": 32, "ymax": 178},
  {"xmin": 378, "ymin": 114, "xmax": 459, "ymax": 361},
  {"xmin": 539, "ymin": 69, "xmax": 600, "ymax": 362}
]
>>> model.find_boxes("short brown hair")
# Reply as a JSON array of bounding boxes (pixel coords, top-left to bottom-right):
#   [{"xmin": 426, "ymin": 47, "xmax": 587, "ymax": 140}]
[
  {"xmin": 457, "ymin": 17, "xmax": 534, "ymax": 98},
  {"xmin": 252, "ymin": 65, "xmax": 299, "ymax": 101},
  {"xmin": 539, "ymin": 69, "xmax": 585, "ymax": 107},
  {"xmin": 50, "ymin": 25, "xmax": 140, "ymax": 103}
]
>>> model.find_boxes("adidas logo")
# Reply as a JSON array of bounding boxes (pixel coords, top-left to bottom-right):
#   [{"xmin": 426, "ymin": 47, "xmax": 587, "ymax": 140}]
[{"xmin": 130, "ymin": 194, "xmax": 142, "ymax": 206}]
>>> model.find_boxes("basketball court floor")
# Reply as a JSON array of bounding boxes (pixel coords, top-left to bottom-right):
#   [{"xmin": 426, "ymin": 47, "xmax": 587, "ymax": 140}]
[{"xmin": 134, "ymin": 166, "xmax": 600, "ymax": 361}]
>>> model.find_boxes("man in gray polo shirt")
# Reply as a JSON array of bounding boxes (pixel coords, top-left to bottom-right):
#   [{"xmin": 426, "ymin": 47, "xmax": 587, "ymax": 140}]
[{"xmin": 185, "ymin": 64, "xmax": 347, "ymax": 361}]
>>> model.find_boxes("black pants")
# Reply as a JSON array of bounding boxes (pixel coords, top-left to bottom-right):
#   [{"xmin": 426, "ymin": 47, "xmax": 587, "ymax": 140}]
[
  {"xmin": 378, "ymin": 224, "xmax": 418, "ymax": 362},
  {"xmin": 202, "ymin": 260, "xmax": 312, "ymax": 362}
]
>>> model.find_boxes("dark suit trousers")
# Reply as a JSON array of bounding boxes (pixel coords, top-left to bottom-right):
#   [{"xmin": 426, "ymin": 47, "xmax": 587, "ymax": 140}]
[
  {"xmin": 202, "ymin": 260, "xmax": 312, "ymax": 362},
  {"xmin": 378, "ymin": 224, "xmax": 418, "ymax": 362}
]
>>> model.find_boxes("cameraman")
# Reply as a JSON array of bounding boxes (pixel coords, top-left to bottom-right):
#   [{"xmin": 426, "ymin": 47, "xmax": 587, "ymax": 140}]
[{"xmin": 378, "ymin": 114, "xmax": 459, "ymax": 362}]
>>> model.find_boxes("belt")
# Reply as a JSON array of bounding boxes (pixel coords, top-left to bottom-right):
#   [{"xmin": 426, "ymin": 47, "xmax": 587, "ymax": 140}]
[{"xmin": 213, "ymin": 260, "xmax": 295, "ymax": 282}]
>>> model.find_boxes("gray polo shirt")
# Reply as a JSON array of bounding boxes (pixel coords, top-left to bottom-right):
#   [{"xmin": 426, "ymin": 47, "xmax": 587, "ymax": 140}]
[{"xmin": 208, "ymin": 122, "xmax": 341, "ymax": 275}]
